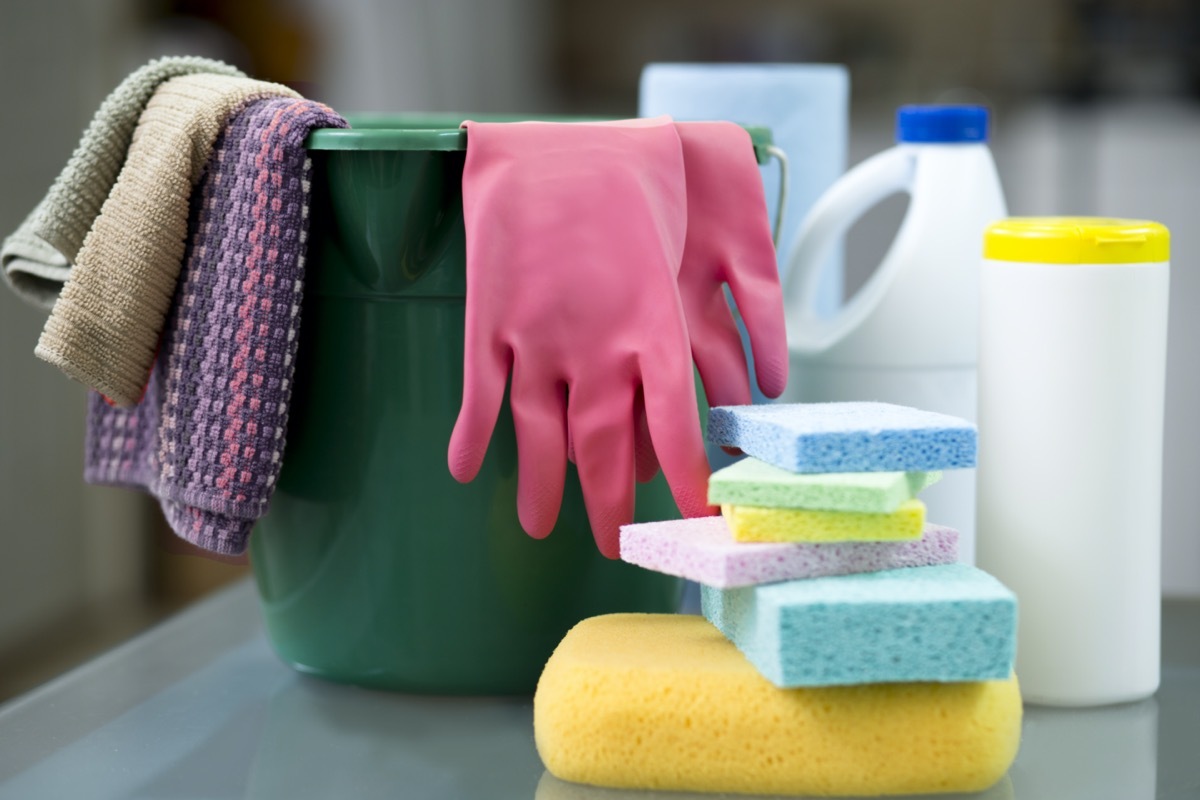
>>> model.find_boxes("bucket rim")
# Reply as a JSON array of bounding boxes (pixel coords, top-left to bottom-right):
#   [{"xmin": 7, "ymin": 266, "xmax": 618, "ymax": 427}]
[{"xmin": 305, "ymin": 113, "xmax": 774, "ymax": 162}]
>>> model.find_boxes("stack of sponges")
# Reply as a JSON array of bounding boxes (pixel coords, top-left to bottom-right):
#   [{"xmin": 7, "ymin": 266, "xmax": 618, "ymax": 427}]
[
  {"xmin": 534, "ymin": 402, "xmax": 1021, "ymax": 797},
  {"xmin": 708, "ymin": 400, "xmax": 973, "ymax": 547}
]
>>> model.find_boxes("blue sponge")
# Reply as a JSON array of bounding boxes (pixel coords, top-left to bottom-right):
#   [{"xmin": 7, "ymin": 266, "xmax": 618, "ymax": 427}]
[
  {"xmin": 706, "ymin": 401, "xmax": 977, "ymax": 473},
  {"xmin": 701, "ymin": 563, "xmax": 1017, "ymax": 687}
]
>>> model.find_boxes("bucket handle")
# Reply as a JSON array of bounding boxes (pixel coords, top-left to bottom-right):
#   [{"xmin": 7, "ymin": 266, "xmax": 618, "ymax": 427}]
[{"xmin": 763, "ymin": 144, "xmax": 788, "ymax": 250}]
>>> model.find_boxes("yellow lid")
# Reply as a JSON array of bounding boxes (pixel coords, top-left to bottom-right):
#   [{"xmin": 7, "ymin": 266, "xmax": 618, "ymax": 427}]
[{"xmin": 984, "ymin": 217, "xmax": 1169, "ymax": 264}]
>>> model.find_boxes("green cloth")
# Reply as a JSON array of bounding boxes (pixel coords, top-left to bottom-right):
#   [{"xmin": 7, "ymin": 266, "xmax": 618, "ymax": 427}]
[{"xmin": 1, "ymin": 56, "xmax": 243, "ymax": 309}]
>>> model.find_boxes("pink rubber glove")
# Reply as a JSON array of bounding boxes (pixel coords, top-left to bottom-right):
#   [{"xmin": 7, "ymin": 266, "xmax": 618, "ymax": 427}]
[
  {"xmin": 449, "ymin": 117, "xmax": 714, "ymax": 558},
  {"xmin": 677, "ymin": 121, "xmax": 789, "ymax": 407},
  {"xmin": 631, "ymin": 121, "xmax": 790, "ymax": 476}
]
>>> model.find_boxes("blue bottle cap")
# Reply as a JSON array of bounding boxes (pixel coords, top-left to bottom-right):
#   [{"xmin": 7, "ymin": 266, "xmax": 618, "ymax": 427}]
[{"xmin": 896, "ymin": 105, "xmax": 989, "ymax": 143}]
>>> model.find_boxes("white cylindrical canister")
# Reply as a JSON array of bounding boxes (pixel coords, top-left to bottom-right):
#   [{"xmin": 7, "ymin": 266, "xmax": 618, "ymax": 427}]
[{"xmin": 977, "ymin": 217, "xmax": 1170, "ymax": 707}]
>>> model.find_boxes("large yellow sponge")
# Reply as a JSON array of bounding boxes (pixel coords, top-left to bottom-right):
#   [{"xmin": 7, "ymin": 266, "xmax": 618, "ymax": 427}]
[
  {"xmin": 723, "ymin": 499, "xmax": 926, "ymax": 542},
  {"xmin": 535, "ymin": 614, "xmax": 1021, "ymax": 797}
]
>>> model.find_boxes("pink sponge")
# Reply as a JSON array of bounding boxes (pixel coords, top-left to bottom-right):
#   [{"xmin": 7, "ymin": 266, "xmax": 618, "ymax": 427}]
[{"xmin": 620, "ymin": 515, "xmax": 958, "ymax": 588}]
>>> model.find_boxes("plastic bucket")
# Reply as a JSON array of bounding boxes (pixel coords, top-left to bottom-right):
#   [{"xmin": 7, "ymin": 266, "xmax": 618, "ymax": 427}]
[{"xmin": 249, "ymin": 116, "xmax": 772, "ymax": 695}]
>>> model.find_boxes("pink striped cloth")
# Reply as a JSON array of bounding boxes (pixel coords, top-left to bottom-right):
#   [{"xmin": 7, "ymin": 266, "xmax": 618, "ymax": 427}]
[{"xmin": 84, "ymin": 97, "xmax": 347, "ymax": 555}]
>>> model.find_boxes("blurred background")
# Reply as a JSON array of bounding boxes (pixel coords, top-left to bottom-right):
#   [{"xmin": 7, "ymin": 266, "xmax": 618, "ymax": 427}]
[{"xmin": 1, "ymin": 0, "xmax": 1197, "ymax": 699}]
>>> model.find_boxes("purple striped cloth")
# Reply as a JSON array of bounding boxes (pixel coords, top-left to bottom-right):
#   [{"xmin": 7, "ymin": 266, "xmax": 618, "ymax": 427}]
[{"xmin": 85, "ymin": 97, "xmax": 347, "ymax": 555}]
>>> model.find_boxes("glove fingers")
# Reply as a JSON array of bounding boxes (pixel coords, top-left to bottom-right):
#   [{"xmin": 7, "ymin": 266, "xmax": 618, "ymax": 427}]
[
  {"xmin": 689, "ymin": 291, "xmax": 754, "ymax": 410},
  {"xmin": 639, "ymin": 354, "xmax": 715, "ymax": 520},
  {"xmin": 511, "ymin": 366, "xmax": 568, "ymax": 539},
  {"xmin": 719, "ymin": 171, "xmax": 789, "ymax": 399},
  {"xmin": 633, "ymin": 388, "xmax": 660, "ymax": 483},
  {"xmin": 686, "ymin": 121, "xmax": 789, "ymax": 399},
  {"xmin": 568, "ymin": 382, "xmax": 636, "ymax": 559},
  {"xmin": 727, "ymin": 263, "xmax": 790, "ymax": 399},
  {"xmin": 448, "ymin": 341, "xmax": 510, "ymax": 483}
]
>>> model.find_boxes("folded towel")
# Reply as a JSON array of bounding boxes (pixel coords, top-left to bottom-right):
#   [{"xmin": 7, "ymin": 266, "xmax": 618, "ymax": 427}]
[
  {"xmin": 84, "ymin": 96, "xmax": 348, "ymax": 555},
  {"xmin": 2, "ymin": 201, "xmax": 70, "ymax": 302},
  {"xmin": 36, "ymin": 73, "xmax": 301, "ymax": 405},
  {"xmin": 1, "ymin": 56, "xmax": 243, "ymax": 308}
]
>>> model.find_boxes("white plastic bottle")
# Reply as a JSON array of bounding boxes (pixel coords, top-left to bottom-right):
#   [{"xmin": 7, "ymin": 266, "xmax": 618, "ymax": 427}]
[
  {"xmin": 781, "ymin": 105, "xmax": 1006, "ymax": 564},
  {"xmin": 977, "ymin": 218, "xmax": 1169, "ymax": 706}
]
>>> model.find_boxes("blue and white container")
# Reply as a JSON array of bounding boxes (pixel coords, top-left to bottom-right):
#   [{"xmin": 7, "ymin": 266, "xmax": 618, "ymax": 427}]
[{"xmin": 782, "ymin": 105, "xmax": 1007, "ymax": 564}]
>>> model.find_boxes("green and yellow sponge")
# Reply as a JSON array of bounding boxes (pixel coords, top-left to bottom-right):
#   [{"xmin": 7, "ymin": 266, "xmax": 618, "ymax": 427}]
[{"xmin": 722, "ymin": 499, "xmax": 926, "ymax": 542}]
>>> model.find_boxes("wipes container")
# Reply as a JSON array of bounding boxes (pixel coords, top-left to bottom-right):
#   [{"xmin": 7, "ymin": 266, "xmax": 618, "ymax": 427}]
[{"xmin": 977, "ymin": 217, "xmax": 1170, "ymax": 706}]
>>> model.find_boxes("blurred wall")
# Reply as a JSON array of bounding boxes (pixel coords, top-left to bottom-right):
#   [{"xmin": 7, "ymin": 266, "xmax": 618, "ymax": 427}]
[
  {"xmin": 299, "ymin": 0, "xmax": 556, "ymax": 113},
  {"xmin": 0, "ymin": 0, "xmax": 149, "ymax": 653}
]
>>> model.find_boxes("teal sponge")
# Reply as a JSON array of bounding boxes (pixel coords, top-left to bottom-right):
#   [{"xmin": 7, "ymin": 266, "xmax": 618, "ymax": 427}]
[
  {"xmin": 702, "ymin": 563, "xmax": 1017, "ymax": 687},
  {"xmin": 708, "ymin": 457, "xmax": 940, "ymax": 513}
]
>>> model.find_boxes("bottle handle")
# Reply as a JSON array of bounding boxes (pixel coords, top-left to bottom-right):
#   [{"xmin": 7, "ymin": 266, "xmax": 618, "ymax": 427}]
[{"xmin": 782, "ymin": 146, "xmax": 915, "ymax": 351}]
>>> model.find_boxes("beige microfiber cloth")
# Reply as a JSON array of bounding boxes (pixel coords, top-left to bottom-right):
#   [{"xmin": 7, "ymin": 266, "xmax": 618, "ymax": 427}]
[
  {"xmin": 1, "ymin": 56, "xmax": 243, "ymax": 309},
  {"xmin": 35, "ymin": 73, "xmax": 300, "ymax": 405}
]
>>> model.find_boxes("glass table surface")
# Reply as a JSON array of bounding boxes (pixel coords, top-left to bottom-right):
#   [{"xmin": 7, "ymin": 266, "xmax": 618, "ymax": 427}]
[{"xmin": 0, "ymin": 580, "xmax": 1196, "ymax": 800}]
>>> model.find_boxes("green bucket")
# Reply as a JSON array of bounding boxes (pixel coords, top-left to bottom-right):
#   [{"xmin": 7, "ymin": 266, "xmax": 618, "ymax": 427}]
[{"xmin": 249, "ymin": 115, "xmax": 773, "ymax": 695}]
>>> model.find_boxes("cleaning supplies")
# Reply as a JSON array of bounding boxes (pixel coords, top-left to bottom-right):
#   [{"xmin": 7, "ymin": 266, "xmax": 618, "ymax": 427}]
[
  {"xmin": 702, "ymin": 563, "xmax": 1018, "ymax": 687},
  {"xmin": 534, "ymin": 613, "xmax": 1022, "ymax": 796},
  {"xmin": 619, "ymin": 515, "xmax": 959, "ymax": 588},
  {"xmin": 699, "ymin": 403, "xmax": 1011, "ymax": 685},
  {"xmin": 449, "ymin": 118, "xmax": 790, "ymax": 557},
  {"xmin": 448, "ymin": 117, "xmax": 712, "ymax": 558},
  {"xmin": 535, "ymin": 401, "xmax": 1018, "ymax": 794},
  {"xmin": 782, "ymin": 105, "xmax": 1007, "ymax": 564},
  {"xmin": 707, "ymin": 400, "xmax": 977, "ymax": 473},
  {"xmin": 976, "ymin": 217, "xmax": 1169, "ymax": 706},
  {"xmin": 253, "ymin": 116, "xmax": 686, "ymax": 694}
]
